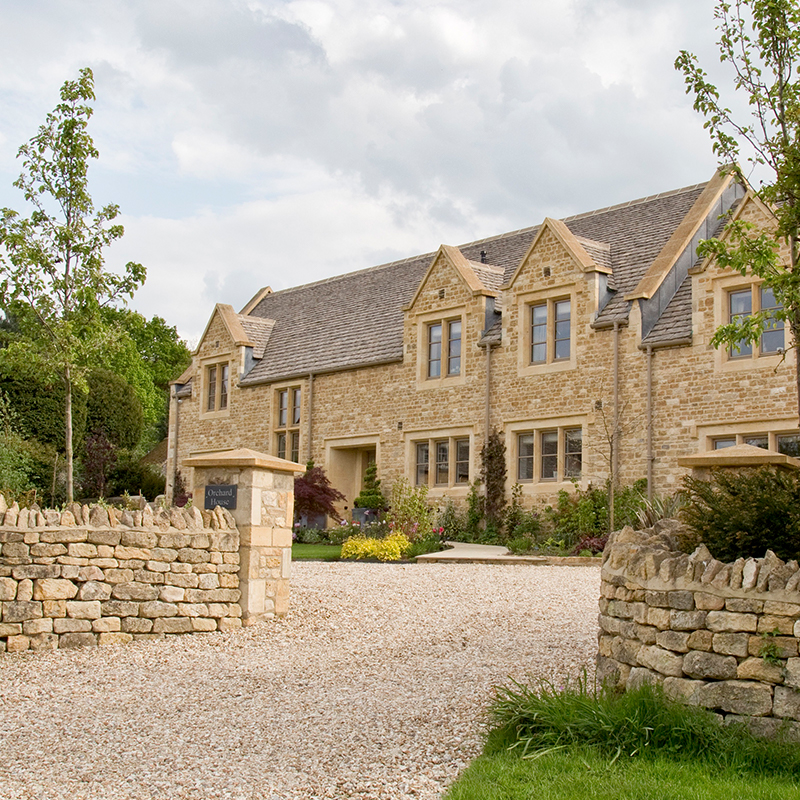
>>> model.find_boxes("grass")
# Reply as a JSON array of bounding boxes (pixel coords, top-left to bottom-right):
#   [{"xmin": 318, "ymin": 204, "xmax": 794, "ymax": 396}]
[
  {"xmin": 291, "ymin": 543, "xmax": 342, "ymax": 560},
  {"xmin": 444, "ymin": 746, "xmax": 800, "ymax": 800},
  {"xmin": 444, "ymin": 676, "xmax": 800, "ymax": 799}
]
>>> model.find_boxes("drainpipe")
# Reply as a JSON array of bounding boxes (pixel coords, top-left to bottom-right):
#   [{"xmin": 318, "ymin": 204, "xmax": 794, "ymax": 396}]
[
  {"xmin": 646, "ymin": 346, "xmax": 654, "ymax": 501},
  {"xmin": 167, "ymin": 385, "xmax": 181, "ymax": 506},
  {"xmin": 485, "ymin": 344, "xmax": 492, "ymax": 446},
  {"xmin": 610, "ymin": 321, "xmax": 620, "ymax": 532},
  {"xmin": 307, "ymin": 373, "xmax": 314, "ymax": 464}
]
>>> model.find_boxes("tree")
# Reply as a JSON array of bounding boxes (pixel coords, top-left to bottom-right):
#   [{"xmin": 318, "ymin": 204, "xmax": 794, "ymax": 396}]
[
  {"xmin": 676, "ymin": 0, "xmax": 800, "ymax": 422},
  {"xmin": 294, "ymin": 460, "xmax": 346, "ymax": 523},
  {"xmin": 0, "ymin": 68, "xmax": 145, "ymax": 500}
]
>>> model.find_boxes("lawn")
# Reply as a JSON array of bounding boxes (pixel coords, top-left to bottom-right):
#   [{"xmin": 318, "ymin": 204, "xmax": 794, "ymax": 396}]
[
  {"xmin": 291, "ymin": 543, "xmax": 342, "ymax": 560},
  {"xmin": 444, "ymin": 747, "xmax": 800, "ymax": 800}
]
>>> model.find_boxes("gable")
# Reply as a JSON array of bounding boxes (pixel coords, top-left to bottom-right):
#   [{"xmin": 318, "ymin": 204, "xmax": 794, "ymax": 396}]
[
  {"xmin": 506, "ymin": 219, "xmax": 608, "ymax": 294},
  {"xmin": 405, "ymin": 244, "xmax": 502, "ymax": 313}
]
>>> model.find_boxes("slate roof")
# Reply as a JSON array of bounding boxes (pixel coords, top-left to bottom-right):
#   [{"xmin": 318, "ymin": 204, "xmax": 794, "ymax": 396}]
[
  {"xmin": 641, "ymin": 276, "xmax": 693, "ymax": 346},
  {"xmin": 237, "ymin": 182, "xmax": 708, "ymax": 385}
]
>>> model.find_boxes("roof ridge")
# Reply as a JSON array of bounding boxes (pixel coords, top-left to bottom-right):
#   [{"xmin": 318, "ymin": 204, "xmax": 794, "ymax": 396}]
[
  {"xmin": 248, "ymin": 181, "xmax": 709, "ymax": 309},
  {"xmin": 562, "ymin": 182, "xmax": 708, "ymax": 223}
]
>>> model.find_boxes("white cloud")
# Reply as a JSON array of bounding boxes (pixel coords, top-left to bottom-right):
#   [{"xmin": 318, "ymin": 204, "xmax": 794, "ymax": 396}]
[{"xmin": 0, "ymin": 0, "xmax": 730, "ymax": 339}]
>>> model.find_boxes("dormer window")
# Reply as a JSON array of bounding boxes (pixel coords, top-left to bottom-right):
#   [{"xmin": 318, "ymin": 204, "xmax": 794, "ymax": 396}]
[
  {"xmin": 427, "ymin": 319, "xmax": 461, "ymax": 378},
  {"xmin": 205, "ymin": 362, "xmax": 230, "ymax": 414}
]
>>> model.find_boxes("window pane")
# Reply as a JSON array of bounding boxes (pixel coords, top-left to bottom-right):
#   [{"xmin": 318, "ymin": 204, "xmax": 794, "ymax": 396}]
[
  {"xmin": 760, "ymin": 286, "xmax": 784, "ymax": 354},
  {"xmin": 745, "ymin": 436, "xmax": 768, "ymax": 449},
  {"xmin": 564, "ymin": 428, "xmax": 582, "ymax": 478},
  {"xmin": 778, "ymin": 435, "xmax": 800, "ymax": 459},
  {"xmin": 290, "ymin": 431, "xmax": 300, "ymax": 464},
  {"xmin": 416, "ymin": 443, "xmax": 429, "ymax": 486},
  {"xmin": 712, "ymin": 437, "xmax": 736, "ymax": 450},
  {"xmin": 219, "ymin": 364, "xmax": 229, "ymax": 410},
  {"xmin": 292, "ymin": 388, "xmax": 301, "ymax": 425},
  {"xmin": 455, "ymin": 439, "xmax": 470, "ymax": 484},
  {"xmin": 277, "ymin": 433, "xmax": 286, "ymax": 460},
  {"xmin": 729, "ymin": 289, "xmax": 752, "ymax": 357},
  {"xmin": 541, "ymin": 431, "xmax": 558, "ymax": 480},
  {"xmin": 428, "ymin": 324, "xmax": 442, "ymax": 378},
  {"xmin": 518, "ymin": 433, "xmax": 534, "ymax": 481},
  {"xmin": 207, "ymin": 366, "xmax": 217, "ymax": 412},
  {"xmin": 531, "ymin": 304, "xmax": 547, "ymax": 364},
  {"xmin": 448, "ymin": 320, "xmax": 461, "ymax": 376},
  {"xmin": 554, "ymin": 300, "xmax": 570, "ymax": 360},
  {"xmin": 435, "ymin": 440, "xmax": 449, "ymax": 485},
  {"xmin": 278, "ymin": 390, "xmax": 288, "ymax": 427}
]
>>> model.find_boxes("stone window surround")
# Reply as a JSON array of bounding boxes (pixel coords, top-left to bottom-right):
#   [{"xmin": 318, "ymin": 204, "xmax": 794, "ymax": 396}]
[
  {"xmin": 515, "ymin": 284, "xmax": 577, "ymax": 378},
  {"xmin": 505, "ymin": 414, "xmax": 587, "ymax": 491},
  {"xmin": 274, "ymin": 384, "xmax": 302, "ymax": 462},
  {"xmin": 712, "ymin": 274, "xmax": 793, "ymax": 372},
  {"xmin": 199, "ymin": 354, "xmax": 233, "ymax": 420},
  {"xmin": 697, "ymin": 418, "xmax": 800, "ymax": 455},
  {"xmin": 414, "ymin": 307, "xmax": 467, "ymax": 389},
  {"xmin": 404, "ymin": 425, "xmax": 474, "ymax": 495}
]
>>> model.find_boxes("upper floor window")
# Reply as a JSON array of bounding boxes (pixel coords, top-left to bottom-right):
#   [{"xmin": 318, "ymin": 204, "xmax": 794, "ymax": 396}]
[
  {"xmin": 428, "ymin": 320, "xmax": 462, "ymax": 378},
  {"xmin": 531, "ymin": 299, "xmax": 570, "ymax": 364},
  {"xmin": 415, "ymin": 436, "xmax": 470, "ymax": 488},
  {"xmin": 205, "ymin": 362, "xmax": 229, "ymax": 413},
  {"xmin": 517, "ymin": 427, "xmax": 582, "ymax": 483},
  {"xmin": 276, "ymin": 387, "xmax": 301, "ymax": 462},
  {"xmin": 728, "ymin": 286, "xmax": 784, "ymax": 358}
]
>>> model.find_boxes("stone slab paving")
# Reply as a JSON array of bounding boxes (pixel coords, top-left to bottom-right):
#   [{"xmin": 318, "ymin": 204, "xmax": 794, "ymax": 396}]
[{"xmin": 0, "ymin": 562, "xmax": 600, "ymax": 800}]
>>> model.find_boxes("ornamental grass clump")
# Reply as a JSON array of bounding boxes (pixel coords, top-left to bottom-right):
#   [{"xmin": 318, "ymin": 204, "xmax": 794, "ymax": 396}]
[{"xmin": 488, "ymin": 675, "xmax": 800, "ymax": 777}]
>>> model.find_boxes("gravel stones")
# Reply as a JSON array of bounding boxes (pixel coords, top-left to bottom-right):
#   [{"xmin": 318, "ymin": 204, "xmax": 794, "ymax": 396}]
[{"xmin": 0, "ymin": 562, "xmax": 600, "ymax": 800}]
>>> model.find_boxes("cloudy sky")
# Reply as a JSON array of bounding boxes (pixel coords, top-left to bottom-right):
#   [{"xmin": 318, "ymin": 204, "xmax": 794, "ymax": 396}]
[{"xmin": 0, "ymin": 0, "xmax": 741, "ymax": 342}]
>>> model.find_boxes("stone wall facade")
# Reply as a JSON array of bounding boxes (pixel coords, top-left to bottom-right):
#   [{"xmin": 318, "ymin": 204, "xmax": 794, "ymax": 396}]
[
  {"xmin": 599, "ymin": 522, "xmax": 800, "ymax": 735},
  {"xmin": 0, "ymin": 494, "xmax": 242, "ymax": 653},
  {"xmin": 167, "ymin": 179, "xmax": 798, "ymax": 517}
]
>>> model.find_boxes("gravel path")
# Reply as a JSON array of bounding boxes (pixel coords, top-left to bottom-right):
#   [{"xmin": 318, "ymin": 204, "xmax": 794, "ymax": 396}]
[{"xmin": 0, "ymin": 562, "xmax": 600, "ymax": 800}]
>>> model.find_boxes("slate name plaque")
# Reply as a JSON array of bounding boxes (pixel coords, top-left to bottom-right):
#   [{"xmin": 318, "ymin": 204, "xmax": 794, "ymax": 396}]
[{"xmin": 204, "ymin": 484, "xmax": 238, "ymax": 510}]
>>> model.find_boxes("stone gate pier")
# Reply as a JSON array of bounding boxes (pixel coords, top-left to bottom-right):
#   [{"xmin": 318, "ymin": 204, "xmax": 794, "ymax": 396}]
[{"xmin": 184, "ymin": 448, "xmax": 304, "ymax": 624}]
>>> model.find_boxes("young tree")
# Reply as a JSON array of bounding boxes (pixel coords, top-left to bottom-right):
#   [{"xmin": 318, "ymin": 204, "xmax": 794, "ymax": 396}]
[
  {"xmin": 675, "ymin": 0, "xmax": 800, "ymax": 422},
  {"xmin": 0, "ymin": 68, "xmax": 145, "ymax": 500}
]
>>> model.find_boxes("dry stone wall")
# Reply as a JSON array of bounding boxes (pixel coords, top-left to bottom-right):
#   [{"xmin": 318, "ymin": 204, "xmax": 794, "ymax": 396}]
[
  {"xmin": 599, "ymin": 521, "xmax": 800, "ymax": 736},
  {"xmin": 0, "ymin": 493, "xmax": 241, "ymax": 653}
]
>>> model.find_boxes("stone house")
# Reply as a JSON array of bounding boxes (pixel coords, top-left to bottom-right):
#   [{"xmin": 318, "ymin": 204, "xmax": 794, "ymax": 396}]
[{"xmin": 165, "ymin": 168, "xmax": 798, "ymax": 518}]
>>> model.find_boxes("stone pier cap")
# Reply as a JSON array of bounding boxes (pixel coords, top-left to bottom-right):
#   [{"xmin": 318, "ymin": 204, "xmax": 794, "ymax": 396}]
[{"xmin": 183, "ymin": 448, "xmax": 305, "ymax": 473}]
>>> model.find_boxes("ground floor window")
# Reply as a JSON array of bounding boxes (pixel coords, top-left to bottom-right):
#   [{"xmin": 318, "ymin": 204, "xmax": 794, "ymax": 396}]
[
  {"xmin": 414, "ymin": 437, "xmax": 470, "ymax": 488},
  {"xmin": 516, "ymin": 427, "xmax": 582, "ymax": 483},
  {"xmin": 708, "ymin": 430, "xmax": 800, "ymax": 458}
]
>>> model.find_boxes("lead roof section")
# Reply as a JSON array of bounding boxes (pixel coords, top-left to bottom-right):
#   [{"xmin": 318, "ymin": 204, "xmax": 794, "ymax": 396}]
[{"xmin": 239, "ymin": 182, "xmax": 708, "ymax": 385}]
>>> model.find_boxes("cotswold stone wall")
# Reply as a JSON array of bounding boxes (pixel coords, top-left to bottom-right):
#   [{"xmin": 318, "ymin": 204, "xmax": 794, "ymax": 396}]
[
  {"xmin": 0, "ymin": 494, "xmax": 241, "ymax": 653},
  {"xmin": 599, "ymin": 522, "xmax": 800, "ymax": 735}
]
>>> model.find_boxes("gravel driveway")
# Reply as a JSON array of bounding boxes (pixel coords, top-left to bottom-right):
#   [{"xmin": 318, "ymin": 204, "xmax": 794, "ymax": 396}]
[{"xmin": 0, "ymin": 562, "xmax": 600, "ymax": 800}]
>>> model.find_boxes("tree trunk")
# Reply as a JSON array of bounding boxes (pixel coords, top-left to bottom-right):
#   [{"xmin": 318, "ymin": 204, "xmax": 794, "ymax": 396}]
[{"xmin": 65, "ymin": 364, "xmax": 73, "ymax": 503}]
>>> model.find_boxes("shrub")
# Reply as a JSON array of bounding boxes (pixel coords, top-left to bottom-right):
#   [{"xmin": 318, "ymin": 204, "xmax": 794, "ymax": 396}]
[
  {"xmin": 570, "ymin": 534, "xmax": 607, "ymax": 556},
  {"xmin": 107, "ymin": 454, "xmax": 165, "ymax": 500},
  {"xmin": 388, "ymin": 478, "xmax": 435, "ymax": 541},
  {"xmin": 353, "ymin": 461, "xmax": 387, "ymax": 509},
  {"xmin": 681, "ymin": 467, "xmax": 800, "ymax": 562},
  {"xmin": 341, "ymin": 532, "xmax": 411, "ymax": 561},
  {"xmin": 436, "ymin": 497, "xmax": 464, "ymax": 541}
]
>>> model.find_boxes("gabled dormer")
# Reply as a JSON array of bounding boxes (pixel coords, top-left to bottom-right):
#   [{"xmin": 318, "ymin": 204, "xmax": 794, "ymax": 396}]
[
  {"xmin": 184, "ymin": 303, "xmax": 275, "ymax": 418},
  {"xmin": 404, "ymin": 244, "xmax": 503, "ymax": 388},
  {"xmin": 505, "ymin": 216, "xmax": 612, "ymax": 376}
]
